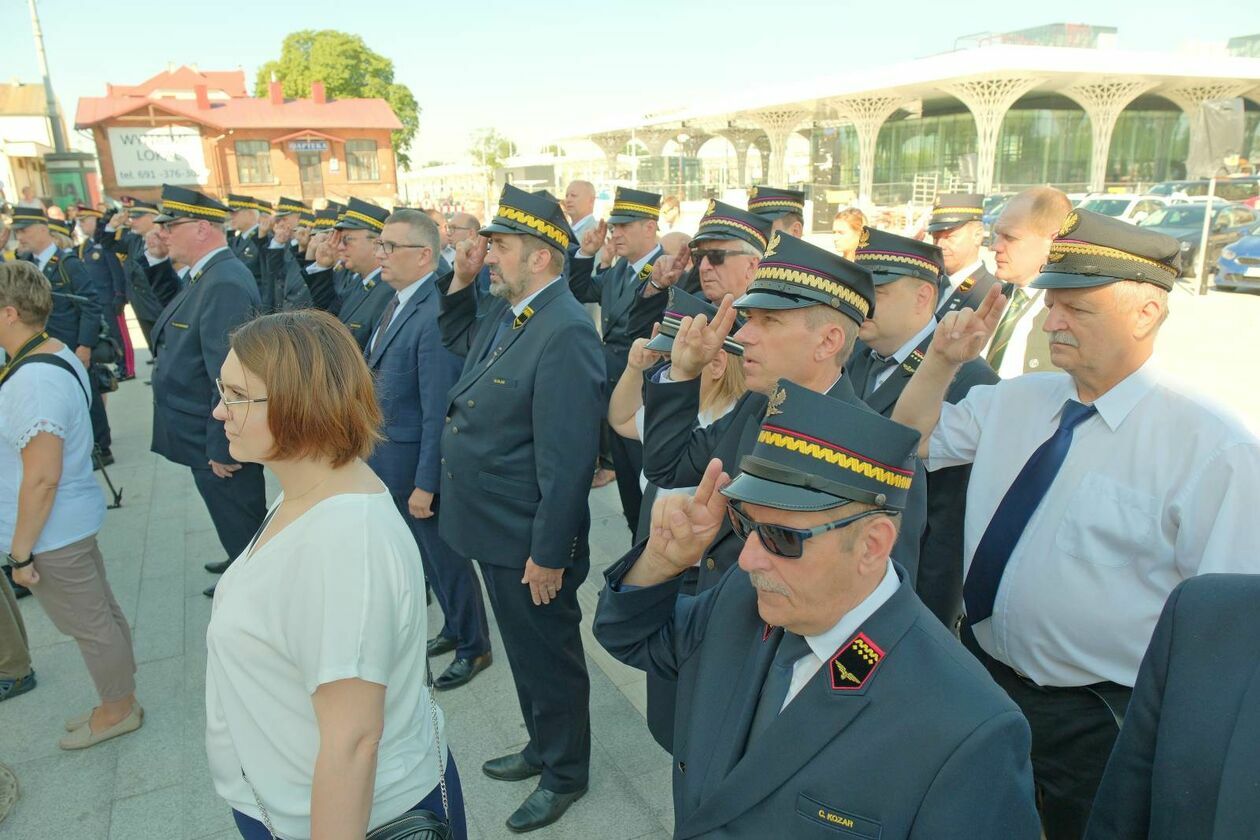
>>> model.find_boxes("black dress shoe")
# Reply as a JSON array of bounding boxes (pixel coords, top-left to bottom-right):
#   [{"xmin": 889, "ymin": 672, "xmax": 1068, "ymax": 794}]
[
  {"xmin": 506, "ymin": 786, "xmax": 587, "ymax": 833},
  {"xmin": 433, "ymin": 652, "xmax": 491, "ymax": 690},
  {"xmin": 482, "ymin": 751, "xmax": 543, "ymax": 782},
  {"xmin": 204, "ymin": 558, "xmax": 233, "ymax": 574},
  {"xmin": 203, "ymin": 583, "xmax": 217, "ymax": 598},
  {"xmin": 426, "ymin": 634, "xmax": 457, "ymax": 656}
]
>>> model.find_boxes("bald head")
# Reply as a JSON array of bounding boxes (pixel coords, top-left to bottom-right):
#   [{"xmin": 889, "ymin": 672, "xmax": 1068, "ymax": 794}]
[
  {"xmin": 660, "ymin": 231, "xmax": 691, "ymax": 256},
  {"xmin": 992, "ymin": 187, "xmax": 1072, "ymax": 286},
  {"xmin": 447, "ymin": 211, "xmax": 481, "ymax": 249},
  {"xmin": 564, "ymin": 181, "xmax": 596, "ymax": 222}
]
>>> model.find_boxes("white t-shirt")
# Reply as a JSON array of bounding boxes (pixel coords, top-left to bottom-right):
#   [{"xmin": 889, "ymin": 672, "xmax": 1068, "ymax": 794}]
[
  {"xmin": 0, "ymin": 346, "xmax": 105, "ymax": 552},
  {"xmin": 205, "ymin": 490, "xmax": 441, "ymax": 838}
]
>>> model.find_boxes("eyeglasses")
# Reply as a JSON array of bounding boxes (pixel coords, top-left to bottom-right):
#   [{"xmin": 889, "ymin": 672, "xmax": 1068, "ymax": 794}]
[
  {"xmin": 726, "ymin": 500, "xmax": 894, "ymax": 559},
  {"xmin": 215, "ymin": 378, "xmax": 268, "ymax": 412},
  {"xmin": 159, "ymin": 219, "xmax": 199, "ymax": 231},
  {"xmin": 445, "ymin": 224, "xmax": 476, "ymax": 233},
  {"xmin": 373, "ymin": 240, "xmax": 431, "ymax": 255},
  {"xmin": 689, "ymin": 247, "xmax": 748, "ymax": 267}
]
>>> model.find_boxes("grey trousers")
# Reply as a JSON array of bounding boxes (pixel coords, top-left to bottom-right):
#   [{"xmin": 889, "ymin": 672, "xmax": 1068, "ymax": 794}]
[
  {"xmin": 0, "ymin": 571, "xmax": 32, "ymax": 680},
  {"xmin": 30, "ymin": 535, "xmax": 136, "ymax": 702}
]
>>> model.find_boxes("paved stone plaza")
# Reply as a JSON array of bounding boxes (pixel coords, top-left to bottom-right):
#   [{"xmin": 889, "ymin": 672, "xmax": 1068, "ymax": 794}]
[{"xmin": 0, "ymin": 286, "xmax": 1257, "ymax": 838}]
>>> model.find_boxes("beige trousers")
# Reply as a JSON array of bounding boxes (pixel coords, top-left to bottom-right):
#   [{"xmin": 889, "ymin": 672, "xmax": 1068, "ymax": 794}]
[
  {"xmin": 0, "ymin": 571, "xmax": 32, "ymax": 680},
  {"xmin": 30, "ymin": 535, "xmax": 136, "ymax": 702}
]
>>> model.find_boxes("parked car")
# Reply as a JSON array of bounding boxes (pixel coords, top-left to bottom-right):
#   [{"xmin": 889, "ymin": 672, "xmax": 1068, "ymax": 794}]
[
  {"xmin": 1150, "ymin": 177, "xmax": 1260, "ymax": 208},
  {"xmin": 1214, "ymin": 222, "xmax": 1260, "ymax": 292},
  {"xmin": 1137, "ymin": 202, "xmax": 1257, "ymax": 278},
  {"xmin": 1079, "ymin": 194, "xmax": 1168, "ymax": 224}
]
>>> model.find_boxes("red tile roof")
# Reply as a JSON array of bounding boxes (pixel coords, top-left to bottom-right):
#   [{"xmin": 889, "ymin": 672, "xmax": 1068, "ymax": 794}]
[
  {"xmin": 75, "ymin": 95, "xmax": 403, "ymax": 132},
  {"xmin": 107, "ymin": 66, "xmax": 249, "ymax": 98}
]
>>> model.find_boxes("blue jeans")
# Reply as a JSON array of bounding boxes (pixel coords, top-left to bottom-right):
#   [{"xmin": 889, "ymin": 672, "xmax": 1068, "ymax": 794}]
[{"xmin": 233, "ymin": 751, "xmax": 467, "ymax": 839}]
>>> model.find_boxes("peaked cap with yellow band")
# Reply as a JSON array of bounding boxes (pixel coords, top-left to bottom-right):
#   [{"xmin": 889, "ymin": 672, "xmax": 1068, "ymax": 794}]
[
  {"xmin": 735, "ymin": 231, "xmax": 875, "ymax": 324},
  {"xmin": 692, "ymin": 199, "xmax": 773, "ymax": 252},
  {"xmin": 333, "ymin": 197, "xmax": 389, "ymax": 233},
  {"xmin": 926, "ymin": 192, "xmax": 985, "ymax": 233},
  {"xmin": 226, "ymin": 194, "xmax": 270, "ymax": 214},
  {"xmin": 75, "ymin": 203, "xmax": 103, "ymax": 219},
  {"xmin": 645, "ymin": 287, "xmax": 743, "ymax": 357},
  {"xmin": 1032, "ymin": 207, "xmax": 1181, "ymax": 291},
  {"xmin": 153, "ymin": 185, "xmax": 230, "ymax": 223},
  {"xmin": 7, "ymin": 206, "xmax": 53, "ymax": 230},
  {"xmin": 607, "ymin": 186, "xmax": 661, "ymax": 225},
  {"xmin": 721, "ymin": 379, "xmax": 920, "ymax": 512},
  {"xmin": 274, "ymin": 196, "xmax": 307, "ymax": 217},
  {"xmin": 479, "ymin": 184, "xmax": 573, "ymax": 252},
  {"xmin": 747, "ymin": 186, "xmax": 805, "ymax": 221},
  {"xmin": 854, "ymin": 226, "xmax": 944, "ymax": 286}
]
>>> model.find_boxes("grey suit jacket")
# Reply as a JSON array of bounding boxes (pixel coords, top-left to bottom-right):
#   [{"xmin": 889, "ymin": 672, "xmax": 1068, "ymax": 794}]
[
  {"xmin": 1087, "ymin": 574, "xmax": 1260, "ymax": 840},
  {"xmin": 594, "ymin": 553, "xmax": 1041, "ymax": 839},
  {"xmin": 436, "ymin": 275, "xmax": 604, "ymax": 569}
]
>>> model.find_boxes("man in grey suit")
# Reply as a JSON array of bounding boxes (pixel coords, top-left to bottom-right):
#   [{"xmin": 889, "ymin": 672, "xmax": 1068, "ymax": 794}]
[
  {"xmin": 438, "ymin": 185, "xmax": 604, "ymax": 834},
  {"xmin": 846, "ymin": 228, "xmax": 998, "ymax": 628},
  {"xmin": 149, "ymin": 185, "xmax": 265, "ymax": 598},
  {"xmin": 1087, "ymin": 574, "xmax": 1260, "ymax": 840},
  {"xmin": 365, "ymin": 209, "xmax": 491, "ymax": 691},
  {"xmin": 595, "ymin": 381, "xmax": 1040, "ymax": 839},
  {"xmin": 569, "ymin": 187, "xmax": 665, "ymax": 535}
]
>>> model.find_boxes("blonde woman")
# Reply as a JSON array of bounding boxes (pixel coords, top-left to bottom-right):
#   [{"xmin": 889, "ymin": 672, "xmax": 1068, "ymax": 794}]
[{"xmin": 832, "ymin": 206, "xmax": 868, "ymax": 260}]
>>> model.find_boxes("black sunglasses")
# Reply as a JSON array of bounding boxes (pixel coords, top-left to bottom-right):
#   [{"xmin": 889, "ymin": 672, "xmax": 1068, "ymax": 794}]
[
  {"xmin": 689, "ymin": 247, "xmax": 747, "ymax": 267},
  {"xmin": 726, "ymin": 500, "xmax": 894, "ymax": 559}
]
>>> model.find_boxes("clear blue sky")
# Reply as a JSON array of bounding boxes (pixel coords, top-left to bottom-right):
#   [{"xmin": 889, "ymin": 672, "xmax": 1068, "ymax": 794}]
[{"xmin": 0, "ymin": 0, "xmax": 1249, "ymax": 166}]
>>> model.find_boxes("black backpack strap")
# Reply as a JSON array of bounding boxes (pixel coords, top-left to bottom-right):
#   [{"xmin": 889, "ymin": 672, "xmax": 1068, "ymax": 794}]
[{"xmin": 0, "ymin": 353, "xmax": 90, "ymax": 406}]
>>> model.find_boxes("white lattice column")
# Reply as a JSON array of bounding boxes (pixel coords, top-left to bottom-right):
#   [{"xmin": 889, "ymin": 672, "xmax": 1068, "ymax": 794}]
[
  {"xmin": 827, "ymin": 95, "xmax": 909, "ymax": 205},
  {"xmin": 588, "ymin": 131, "xmax": 630, "ymax": 171},
  {"xmin": 634, "ymin": 128, "xmax": 678, "ymax": 158},
  {"xmin": 941, "ymin": 76, "xmax": 1043, "ymax": 194},
  {"xmin": 1163, "ymin": 82, "xmax": 1254, "ymax": 177},
  {"xmin": 748, "ymin": 109, "xmax": 810, "ymax": 186},
  {"xmin": 717, "ymin": 129, "xmax": 766, "ymax": 185},
  {"xmin": 1064, "ymin": 81, "xmax": 1156, "ymax": 191}
]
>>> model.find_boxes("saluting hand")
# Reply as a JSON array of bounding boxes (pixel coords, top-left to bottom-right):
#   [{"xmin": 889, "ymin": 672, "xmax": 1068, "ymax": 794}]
[
  {"xmin": 580, "ymin": 219, "xmax": 607, "ymax": 259},
  {"xmin": 931, "ymin": 282, "xmax": 1007, "ymax": 366},
  {"xmin": 668, "ymin": 294, "xmax": 737, "ymax": 381},
  {"xmin": 627, "ymin": 334, "xmax": 663, "ymax": 373},
  {"xmin": 450, "ymin": 237, "xmax": 488, "ymax": 292},
  {"xmin": 636, "ymin": 459, "xmax": 730, "ymax": 580},
  {"xmin": 312, "ymin": 233, "xmax": 337, "ymax": 268},
  {"xmin": 642, "ymin": 249, "xmax": 690, "ymax": 298}
]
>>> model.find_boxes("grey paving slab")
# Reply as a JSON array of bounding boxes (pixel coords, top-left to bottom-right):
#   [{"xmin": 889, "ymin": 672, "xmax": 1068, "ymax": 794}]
[{"xmin": 109, "ymin": 783, "xmax": 184, "ymax": 840}]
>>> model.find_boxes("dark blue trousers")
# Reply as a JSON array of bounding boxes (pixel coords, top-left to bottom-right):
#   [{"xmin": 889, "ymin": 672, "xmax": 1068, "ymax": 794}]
[
  {"xmin": 393, "ymin": 495, "xmax": 490, "ymax": 660},
  {"xmin": 233, "ymin": 751, "xmax": 467, "ymax": 839},
  {"xmin": 191, "ymin": 463, "xmax": 267, "ymax": 561}
]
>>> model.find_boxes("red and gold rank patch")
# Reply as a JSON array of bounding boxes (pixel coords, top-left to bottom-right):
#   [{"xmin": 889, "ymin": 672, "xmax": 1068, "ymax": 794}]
[{"xmin": 829, "ymin": 632, "xmax": 884, "ymax": 691}]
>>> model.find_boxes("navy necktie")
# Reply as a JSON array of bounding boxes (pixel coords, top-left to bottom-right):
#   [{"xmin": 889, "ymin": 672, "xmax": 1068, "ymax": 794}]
[
  {"xmin": 480, "ymin": 309, "xmax": 515, "ymax": 363},
  {"xmin": 745, "ymin": 631, "xmax": 812, "ymax": 750},
  {"xmin": 862, "ymin": 349, "xmax": 898, "ymax": 399},
  {"xmin": 964, "ymin": 399, "xmax": 1098, "ymax": 623}
]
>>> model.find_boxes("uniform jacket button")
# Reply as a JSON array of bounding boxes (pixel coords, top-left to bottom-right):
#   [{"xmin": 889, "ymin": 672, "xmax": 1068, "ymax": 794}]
[
  {"xmin": 444, "ymin": 416, "xmax": 451, "ymax": 423},
  {"xmin": 467, "ymin": 399, "xmax": 475, "ymax": 408},
  {"xmin": 705, "ymin": 557, "xmax": 715, "ymax": 571},
  {"xmin": 451, "ymin": 426, "xmax": 459, "ymax": 434}
]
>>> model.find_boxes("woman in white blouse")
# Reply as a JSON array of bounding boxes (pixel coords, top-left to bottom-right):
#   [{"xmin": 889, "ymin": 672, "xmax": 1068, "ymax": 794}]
[
  {"xmin": 204, "ymin": 309, "xmax": 466, "ymax": 840},
  {"xmin": 0, "ymin": 260, "xmax": 140, "ymax": 747}
]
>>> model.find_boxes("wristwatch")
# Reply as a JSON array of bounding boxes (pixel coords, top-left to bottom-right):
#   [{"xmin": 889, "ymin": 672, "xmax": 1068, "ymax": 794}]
[{"xmin": 5, "ymin": 552, "xmax": 33, "ymax": 569}]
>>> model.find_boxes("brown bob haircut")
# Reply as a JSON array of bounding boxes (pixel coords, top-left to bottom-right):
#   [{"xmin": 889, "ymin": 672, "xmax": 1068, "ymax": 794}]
[{"xmin": 229, "ymin": 309, "xmax": 382, "ymax": 466}]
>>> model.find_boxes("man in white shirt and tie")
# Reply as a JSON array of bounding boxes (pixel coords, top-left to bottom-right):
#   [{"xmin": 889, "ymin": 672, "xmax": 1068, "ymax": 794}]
[{"xmin": 893, "ymin": 209, "xmax": 1260, "ymax": 839}]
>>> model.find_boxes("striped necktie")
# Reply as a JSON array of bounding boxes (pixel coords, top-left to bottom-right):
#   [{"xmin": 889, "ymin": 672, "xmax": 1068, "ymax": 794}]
[{"xmin": 986, "ymin": 286, "xmax": 1030, "ymax": 369}]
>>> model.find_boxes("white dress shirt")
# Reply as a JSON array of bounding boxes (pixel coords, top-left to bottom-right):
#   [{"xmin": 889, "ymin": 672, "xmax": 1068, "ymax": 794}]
[
  {"xmin": 570, "ymin": 214, "xmax": 596, "ymax": 245},
  {"xmin": 987, "ymin": 287, "xmax": 1045, "ymax": 379},
  {"xmin": 33, "ymin": 241, "xmax": 58, "ymax": 272},
  {"xmin": 870, "ymin": 319, "xmax": 936, "ymax": 392},
  {"xmin": 512, "ymin": 275, "xmax": 563, "ymax": 318},
  {"xmin": 937, "ymin": 259, "xmax": 984, "ymax": 312},
  {"xmin": 928, "ymin": 357, "xmax": 1260, "ymax": 687},
  {"xmin": 360, "ymin": 267, "xmax": 382, "ymax": 288},
  {"xmin": 188, "ymin": 246, "xmax": 230, "ymax": 279},
  {"xmin": 783, "ymin": 560, "xmax": 899, "ymax": 709},
  {"xmin": 372, "ymin": 272, "xmax": 433, "ymax": 346}
]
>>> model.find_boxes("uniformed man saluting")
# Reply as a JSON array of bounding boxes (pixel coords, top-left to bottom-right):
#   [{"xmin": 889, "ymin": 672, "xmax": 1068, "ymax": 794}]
[{"xmin": 595, "ymin": 381, "xmax": 1040, "ymax": 839}]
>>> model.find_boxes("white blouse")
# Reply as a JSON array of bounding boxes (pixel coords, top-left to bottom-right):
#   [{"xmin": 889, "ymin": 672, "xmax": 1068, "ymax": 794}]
[
  {"xmin": 205, "ymin": 490, "xmax": 442, "ymax": 839},
  {"xmin": 0, "ymin": 346, "xmax": 105, "ymax": 552}
]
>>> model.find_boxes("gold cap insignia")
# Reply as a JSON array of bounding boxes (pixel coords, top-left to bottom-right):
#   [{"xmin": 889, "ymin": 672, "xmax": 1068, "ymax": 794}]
[
  {"xmin": 1058, "ymin": 210, "xmax": 1080, "ymax": 239},
  {"xmin": 705, "ymin": 199, "xmax": 716, "ymax": 216},
  {"xmin": 764, "ymin": 232, "xmax": 780, "ymax": 259},
  {"xmin": 857, "ymin": 226, "xmax": 870, "ymax": 250},
  {"xmin": 766, "ymin": 385, "xmax": 787, "ymax": 417},
  {"xmin": 749, "ymin": 186, "xmax": 759, "ymax": 199}
]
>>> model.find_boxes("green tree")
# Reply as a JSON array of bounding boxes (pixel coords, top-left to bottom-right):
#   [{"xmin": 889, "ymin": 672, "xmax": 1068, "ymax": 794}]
[
  {"xmin": 255, "ymin": 30, "xmax": 420, "ymax": 169},
  {"xmin": 469, "ymin": 128, "xmax": 518, "ymax": 172}
]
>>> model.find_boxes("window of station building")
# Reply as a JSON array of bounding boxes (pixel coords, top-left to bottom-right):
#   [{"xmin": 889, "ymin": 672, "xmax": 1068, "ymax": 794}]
[
  {"xmin": 993, "ymin": 98, "xmax": 1091, "ymax": 191},
  {"xmin": 873, "ymin": 109, "xmax": 977, "ymax": 205},
  {"xmin": 346, "ymin": 140, "xmax": 380, "ymax": 181},
  {"xmin": 1107, "ymin": 96, "xmax": 1189, "ymax": 186},
  {"xmin": 235, "ymin": 140, "xmax": 273, "ymax": 184}
]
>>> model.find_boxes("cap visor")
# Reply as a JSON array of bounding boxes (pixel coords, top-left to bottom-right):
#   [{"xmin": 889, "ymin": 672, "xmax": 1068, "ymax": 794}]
[
  {"xmin": 608, "ymin": 213, "xmax": 650, "ymax": 225},
  {"xmin": 1030, "ymin": 269, "xmax": 1120, "ymax": 290},
  {"xmin": 8, "ymin": 219, "xmax": 40, "ymax": 229},
  {"xmin": 733, "ymin": 290, "xmax": 815, "ymax": 311},
  {"xmin": 721, "ymin": 472, "xmax": 851, "ymax": 513},
  {"xmin": 644, "ymin": 334, "xmax": 675, "ymax": 354},
  {"xmin": 478, "ymin": 221, "xmax": 519, "ymax": 238},
  {"xmin": 153, "ymin": 212, "xmax": 175, "ymax": 223}
]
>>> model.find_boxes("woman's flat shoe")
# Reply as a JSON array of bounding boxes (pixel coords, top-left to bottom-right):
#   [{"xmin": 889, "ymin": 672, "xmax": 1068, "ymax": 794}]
[
  {"xmin": 65, "ymin": 708, "xmax": 94, "ymax": 731},
  {"xmin": 58, "ymin": 705, "xmax": 143, "ymax": 750}
]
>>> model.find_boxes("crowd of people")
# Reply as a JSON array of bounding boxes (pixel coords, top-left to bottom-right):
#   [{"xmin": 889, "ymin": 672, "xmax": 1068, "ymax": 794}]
[{"xmin": 1, "ymin": 172, "xmax": 1259, "ymax": 840}]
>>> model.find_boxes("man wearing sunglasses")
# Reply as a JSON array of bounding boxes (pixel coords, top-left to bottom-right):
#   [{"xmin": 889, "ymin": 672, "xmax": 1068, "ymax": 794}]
[
  {"xmin": 570, "ymin": 187, "xmax": 666, "ymax": 536},
  {"xmin": 642, "ymin": 231, "xmax": 927, "ymax": 594},
  {"xmin": 149, "ymin": 185, "xmax": 265, "ymax": 597},
  {"xmin": 595, "ymin": 381, "xmax": 1039, "ymax": 839}
]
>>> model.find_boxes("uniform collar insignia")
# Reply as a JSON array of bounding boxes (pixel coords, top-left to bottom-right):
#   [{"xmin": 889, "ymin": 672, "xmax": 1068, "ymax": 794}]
[{"xmin": 829, "ymin": 632, "xmax": 884, "ymax": 691}]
